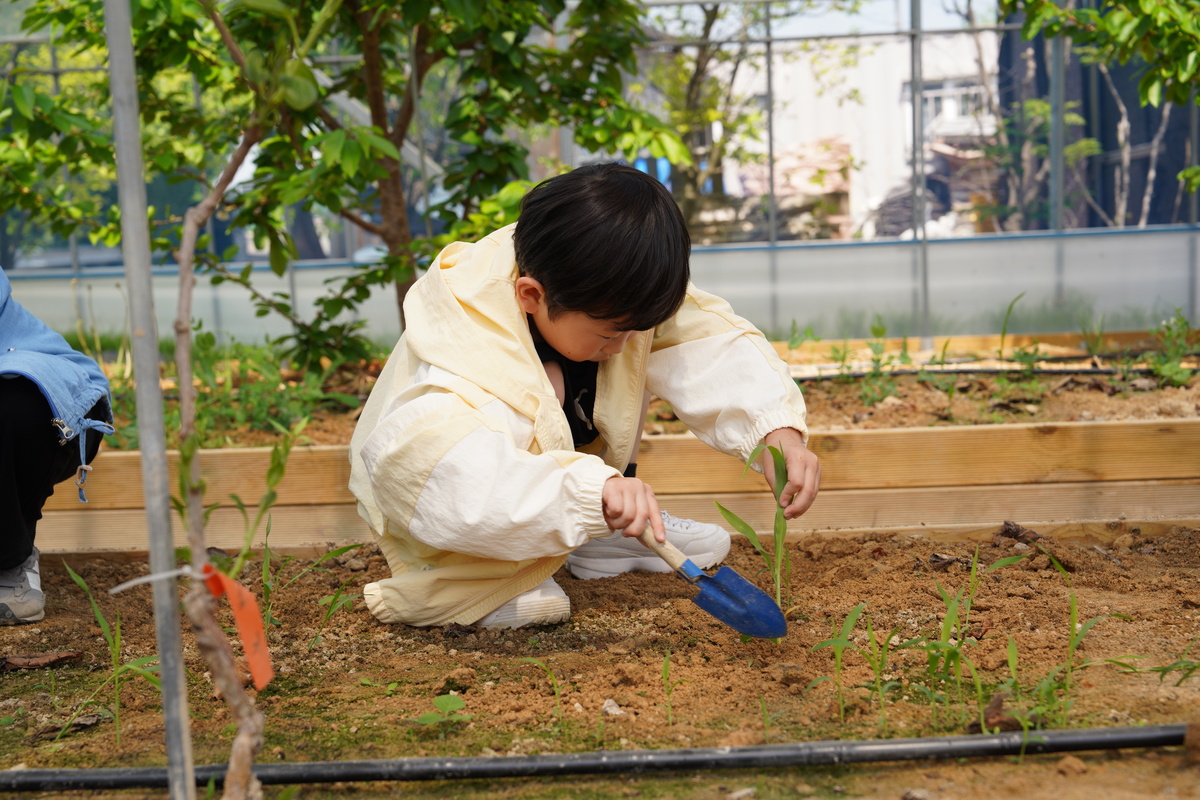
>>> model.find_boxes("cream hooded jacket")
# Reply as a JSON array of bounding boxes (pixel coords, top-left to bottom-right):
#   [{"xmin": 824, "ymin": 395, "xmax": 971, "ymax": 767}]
[{"xmin": 349, "ymin": 225, "xmax": 808, "ymax": 627}]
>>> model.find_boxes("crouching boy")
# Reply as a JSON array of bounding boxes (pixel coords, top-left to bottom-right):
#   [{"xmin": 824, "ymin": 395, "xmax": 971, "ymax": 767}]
[{"xmin": 349, "ymin": 162, "xmax": 819, "ymax": 629}]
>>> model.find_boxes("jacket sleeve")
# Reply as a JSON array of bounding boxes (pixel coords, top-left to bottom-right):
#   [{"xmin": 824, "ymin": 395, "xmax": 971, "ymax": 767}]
[
  {"xmin": 356, "ymin": 369, "xmax": 619, "ymax": 561},
  {"xmin": 647, "ymin": 284, "xmax": 808, "ymax": 465}
]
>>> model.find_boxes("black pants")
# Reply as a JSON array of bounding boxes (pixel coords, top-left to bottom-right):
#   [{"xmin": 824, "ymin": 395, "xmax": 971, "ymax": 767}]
[{"xmin": 0, "ymin": 377, "xmax": 106, "ymax": 570}]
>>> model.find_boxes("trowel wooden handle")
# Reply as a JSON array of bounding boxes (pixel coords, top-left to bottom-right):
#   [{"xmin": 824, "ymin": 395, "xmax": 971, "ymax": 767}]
[{"xmin": 637, "ymin": 528, "xmax": 689, "ymax": 571}]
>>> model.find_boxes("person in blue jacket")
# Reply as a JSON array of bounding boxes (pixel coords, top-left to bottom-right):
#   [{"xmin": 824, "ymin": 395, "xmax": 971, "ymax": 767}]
[{"xmin": 0, "ymin": 268, "xmax": 114, "ymax": 624}]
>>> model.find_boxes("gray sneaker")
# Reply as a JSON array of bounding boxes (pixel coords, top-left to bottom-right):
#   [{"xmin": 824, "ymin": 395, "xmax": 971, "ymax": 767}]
[{"xmin": 0, "ymin": 548, "xmax": 45, "ymax": 624}]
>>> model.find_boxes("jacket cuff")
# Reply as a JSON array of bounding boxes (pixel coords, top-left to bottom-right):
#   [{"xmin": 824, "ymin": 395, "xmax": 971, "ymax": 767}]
[{"xmin": 736, "ymin": 409, "xmax": 809, "ymax": 472}]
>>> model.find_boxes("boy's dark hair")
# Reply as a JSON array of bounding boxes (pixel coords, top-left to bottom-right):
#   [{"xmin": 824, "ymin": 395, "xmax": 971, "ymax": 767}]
[{"xmin": 513, "ymin": 162, "xmax": 690, "ymax": 331}]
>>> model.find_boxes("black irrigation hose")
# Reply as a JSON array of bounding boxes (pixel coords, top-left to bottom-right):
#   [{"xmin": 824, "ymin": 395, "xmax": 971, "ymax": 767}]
[{"xmin": 1, "ymin": 724, "xmax": 1186, "ymax": 791}]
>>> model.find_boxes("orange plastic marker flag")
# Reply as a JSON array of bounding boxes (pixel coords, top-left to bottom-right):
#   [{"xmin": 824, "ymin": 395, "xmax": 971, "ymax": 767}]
[{"xmin": 201, "ymin": 565, "xmax": 274, "ymax": 690}]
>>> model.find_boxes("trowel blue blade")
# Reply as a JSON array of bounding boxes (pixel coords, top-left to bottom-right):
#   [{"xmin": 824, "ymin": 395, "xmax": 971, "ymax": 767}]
[{"xmin": 680, "ymin": 562, "xmax": 787, "ymax": 639}]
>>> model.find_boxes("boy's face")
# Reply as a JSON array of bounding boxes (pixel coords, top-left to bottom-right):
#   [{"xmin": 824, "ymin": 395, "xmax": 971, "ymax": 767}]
[{"xmin": 516, "ymin": 277, "xmax": 638, "ymax": 362}]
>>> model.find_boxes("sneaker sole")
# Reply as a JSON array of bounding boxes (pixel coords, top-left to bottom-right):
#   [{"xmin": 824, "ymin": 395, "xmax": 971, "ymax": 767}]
[
  {"xmin": 567, "ymin": 537, "xmax": 731, "ymax": 580},
  {"xmin": 0, "ymin": 605, "xmax": 45, "ymax": 625}
]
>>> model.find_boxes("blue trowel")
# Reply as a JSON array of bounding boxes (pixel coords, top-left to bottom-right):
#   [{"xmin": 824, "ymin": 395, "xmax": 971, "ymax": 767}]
[{"xmin": 638, "ymin": 531, "xmax": 787, "ymax": 639}]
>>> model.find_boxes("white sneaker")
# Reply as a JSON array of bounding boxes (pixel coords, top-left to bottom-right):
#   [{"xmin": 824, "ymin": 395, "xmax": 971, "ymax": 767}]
[
  {"xmin": 0, "ymin": 548, "xmax": 45, "ymax": 624},
  {"xmin": 475, "ymin": 577, "xmax": 571, "ymax": 630},
  {"xmin": 566, "ymin": 511, "xmax": 732, "ymax": 579}
]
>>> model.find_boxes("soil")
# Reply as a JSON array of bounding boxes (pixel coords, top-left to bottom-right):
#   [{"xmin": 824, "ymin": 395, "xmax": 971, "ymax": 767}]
[{"xmin": 3, "ymin": 350, "xmax": 1199, "ymax": 799}]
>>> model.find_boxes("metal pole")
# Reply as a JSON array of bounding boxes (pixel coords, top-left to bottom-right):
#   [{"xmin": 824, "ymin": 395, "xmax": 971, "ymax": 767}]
[
  {"xmin": 910, "ymin": 0, "xmax": 930, "ymax": 345},
  {"xmin": 100, "ymin": 2, "xmax": 197, "ymax": 797},
  {"xmin": 764, "ymin": 3, "xmax": 779, "ymax": 335},
  {"xmin": 1050, "ymin": 36, "xmax": 1065, "ymax": 305}
]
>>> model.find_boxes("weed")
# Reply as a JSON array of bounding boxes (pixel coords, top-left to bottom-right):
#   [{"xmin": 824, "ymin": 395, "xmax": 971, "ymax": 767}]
[
  {"xmin": 918, "ymin": 340, "xmax": 958, "ymax": 421},
  {"xmin": 1149, "ymin": 310, "xmax": 1196, "ymax": 387},
  {"xmin": 1010, "ymin": 341, "xmax": 1044, "ymax": 379},
  {"xmin": 830, "ymin": 341, "xmax": 854, "ymax": 382},
  {"xmin": 62, "ymin": 564, "xmax": 161, "ymax": 745},
  {"xmin": 810, "ymin": 602, "xmax": 868, "ymax": 723},
  {"xmin": 860, "ymin": 315, "xmax": 898, "ymax": 406},
  {"xmin": 660, "ymin": 647, "xmax": 687, "ymax": 726},
  {"xmin": 715, "ymin": 445, "xmax": 791, "ymax": 610},
  {"xmin": 308, "ymin": 578, "xmax": 360, "ymax": 652},
  {"xmin": 788, "ymin": 320, "xmax": 820, "ymax": 350},
  {"xmin": 523, "ymin": 658, "xmax": 564, "ymax": 722},
  {"xmin": 360, "ymin": 677, "xmax": 400, "ymax": 697},
  {"xmin": 1110, "ymin": 637, "xmax": 1199, "ymax": 686},
  {"xmin": 411, "ymin": 694, "xmax": 471, "ymax": 737},
  {"xmin": 259, "ymin": 539, "xmax": 364, "ymax": 633}
]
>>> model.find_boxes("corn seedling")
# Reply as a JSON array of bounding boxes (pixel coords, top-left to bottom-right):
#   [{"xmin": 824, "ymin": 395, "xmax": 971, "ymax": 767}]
[
  {"xmin": 61, "ymin": 564, "xmax": 161, "ymax": 745},
  {"xmin": 715, "ymin": 445, "xmax": 791, "ymax": 614},
  {"xmin": 523, "ymin": 657, "xmax": 564, "ymax": 722},
  {"xmin": 661, "ymin": 647, "xmax": 687, "ymax": 725},
  {"xmin": 855, "ymin": 612, "xmax": 904, "ymax": 733},
  {"xmin": 810, "ymin": 602, "xmax": 868, "ymax": 723},
  {"xmin": 997, "ymin": 292, "xmax": 1026, "ymax": 360}
]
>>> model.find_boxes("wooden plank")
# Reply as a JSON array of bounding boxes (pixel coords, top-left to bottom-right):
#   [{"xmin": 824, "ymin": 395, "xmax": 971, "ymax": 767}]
[
  {"xmin": 37, "ymin": 504, "xmax": 368, "ymax": 555},
  {"xmin": 43, "ymin": 445, "xmax": 352, "ymax": 511},
  {"xmin": 771, "ymin": 329, "xmax": 1153, "ymax": 361},
  {"xmin": 656, "ymin": 479, "xmax": 1200, "ymax": 532},
  {"xmin": 37, "ymin": 479, "xmax": 1199, "ymax": 555},
  {"xmin": 782, "ymin": 518, "xmax": 1200, "ymax": 547},
  {"xmin": 638, "ymin": 420, "xmax": 1200, "ymax": 493},
  {"xmin": 45, "ymin": 419, "xmax": 1200, "ymax": 513}
]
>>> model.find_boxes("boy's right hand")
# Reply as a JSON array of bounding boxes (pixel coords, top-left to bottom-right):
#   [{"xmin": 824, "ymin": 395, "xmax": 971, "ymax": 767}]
[{"xmin": 602, "ymin": 477, "xmax": 666, "ymax": 543}]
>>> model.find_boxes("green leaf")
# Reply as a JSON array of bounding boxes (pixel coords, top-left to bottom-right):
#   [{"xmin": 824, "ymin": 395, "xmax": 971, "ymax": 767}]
[
  {"xmin": 715, "ymin": 501, "xmax": 765, "ymax": 556},
  {"xmin": 280, "ymin": 60, "xmax": 320, "ymax": 110},
  {"xmin": 433, "ymin": 694, "xmax": 465, "ymax": 714},
  {"xmin": 12, "ymin": 85, "xmax": 35, "ymax": 120}
]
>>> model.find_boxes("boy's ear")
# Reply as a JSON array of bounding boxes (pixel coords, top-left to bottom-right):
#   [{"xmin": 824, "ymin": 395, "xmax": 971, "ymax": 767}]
[{"xmin": 514, "ymin": 276, "xmax": 546, "ymax": 315}]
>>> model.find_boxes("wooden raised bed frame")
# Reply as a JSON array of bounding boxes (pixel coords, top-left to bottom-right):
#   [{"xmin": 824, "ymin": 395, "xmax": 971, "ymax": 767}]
[{"xmin": 40, "ymin": 418, "xmax": 1200, "ymax": 554}]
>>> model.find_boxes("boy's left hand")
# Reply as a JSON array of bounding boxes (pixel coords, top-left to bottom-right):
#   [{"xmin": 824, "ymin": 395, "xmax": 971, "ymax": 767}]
[{"xmin": 760, "ymin": 427, "xmax": 820, "ymax": 519}]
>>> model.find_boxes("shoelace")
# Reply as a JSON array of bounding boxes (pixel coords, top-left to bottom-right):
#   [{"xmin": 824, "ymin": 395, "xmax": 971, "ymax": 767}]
[{"xmin": 660, "ymin": 511, "xmax": 702, "ymax": 531}]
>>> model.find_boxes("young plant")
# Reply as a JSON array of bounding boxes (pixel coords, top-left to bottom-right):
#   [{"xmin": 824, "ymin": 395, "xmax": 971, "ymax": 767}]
[
  {"xmin": 860, "ymin": 315, "xmax": 898, "ymax": 406},
  {"xmin": 830, "ymin": 341, "xmax": 854, "ymax": 382},
  {"xmin": 62, "ymin": 564, "xmax": 161, "ymax": 745},
  {"xmin": 1149, "ymin": 309, "xmax": 1196, "ymax": 387},
  {"xmin": 1079, "ymin": 312, "xmax": 1106, "ymax": 356},
  {"xmin": 715, "ymin": 445, "xmax": 791, "ymax": 610},
  {"xmin": 810, "ymin": 602, "xmax": 868, "ymax": 723},
  {"xmin": 308, "ymin": 578, "xmax": 360, "ymax": 652},
  {"xmin": 787, "ymin": 320, "xmax": 820, "ymax": 351},
  {"xmin": 259, "ymin": 539, "xmax": 364, "ymax": 633},
  {"xmin": 660, "ymin": 646, "xmax": 687, "ymax": 726},
  {"xmin": 411, "ymin": 694, "xmax": 472, "ymax": 737},
  {"xmin": 997, "ymin": 291, "xmax": 1026, "ymax": 361},
  {"xmin": 1110, "ymin": 637, "xmax": 1199, "ymax": 686},
  {"xmin": 360, "ymin": 677, "xmax": 400, "ymax": 697},
  {"xmin": 918, "ymin": 340, "xmax": 958, "ymax": 421},
  {"xmin": 523, "ymin": 657, "xmax": 564, "ymax": 722},
  {"xmin": 855, "ymin": 612, "xmax": 904, "ymax": 732}
]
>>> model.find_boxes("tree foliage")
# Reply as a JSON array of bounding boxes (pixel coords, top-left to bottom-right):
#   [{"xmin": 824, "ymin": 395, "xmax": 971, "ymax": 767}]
[
  {"xmin": 0, "ymin": 0, "xmax": 687, "ymax": 362},
  {"xmin": 999, "ymin": 0, "xmax": 1200, "ymax": 188}
]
